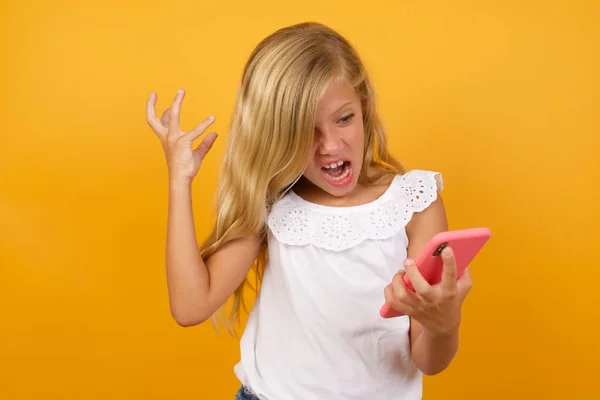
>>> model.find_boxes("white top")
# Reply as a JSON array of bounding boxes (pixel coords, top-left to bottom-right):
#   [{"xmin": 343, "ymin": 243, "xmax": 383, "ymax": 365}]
[{"xmin": 234, "ymin": 169, "xmax": 443, "ymax": 400}]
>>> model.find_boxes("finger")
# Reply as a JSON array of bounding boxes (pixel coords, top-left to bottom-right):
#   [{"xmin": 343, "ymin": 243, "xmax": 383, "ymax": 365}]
[
  {"xmin": 146, "ymin": 92, "xmax": 166, "ymax": 135},
  {"xmin": 186, "ymin": 115, "xmax": 216, "ymax": 142},
  {"xmin": 160, "ymin": 107, "xmax": 171, "ymax": 128},
  {"xmin": 384, "ymin": 284, "xmax": 413, "ymax": 315},
  {"xmin": 403, "ymin": 259, "xmax": 432, "ymax": 299},
  {"xmin": 457, "ymin": 268, "xmax": 473, "ymax": 298},
  {"xmin": 441, "ymin": 247, "xmax": 458, "ymax": 292},
  {"xmin": 193, "ymin": 132, "xmax": 218, "ymax": 160},
  {"xmin": 391, "ymin": 271, "xmax": 420, "ymax": 308},
  {"xmin": 168, "ymin": 88, "xmax": 185, "ymax": 136}
]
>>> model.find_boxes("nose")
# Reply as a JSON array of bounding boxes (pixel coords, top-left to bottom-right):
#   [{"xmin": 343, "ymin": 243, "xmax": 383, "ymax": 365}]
[{"xmin": 316, "ymin": 127, "xmax": 343, "ymax": 156}]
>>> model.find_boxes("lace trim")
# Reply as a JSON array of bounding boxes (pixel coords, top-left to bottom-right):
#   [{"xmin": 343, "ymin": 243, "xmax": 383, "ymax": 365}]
[{"xmin": 267, "ymin": 170, "xmax": 443, "ymax": 251}]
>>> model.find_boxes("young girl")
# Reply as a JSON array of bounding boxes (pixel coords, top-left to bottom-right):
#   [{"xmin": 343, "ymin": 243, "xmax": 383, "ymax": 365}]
[{"xmin": 146, "ymin": 22, "xmax": 472, "ymax": 400}]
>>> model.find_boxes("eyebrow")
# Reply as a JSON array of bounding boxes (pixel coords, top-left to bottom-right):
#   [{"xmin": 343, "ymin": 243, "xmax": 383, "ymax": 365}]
[{"xmin": 331, "ymin": 100, "xmax": 354, "ymax": 115}]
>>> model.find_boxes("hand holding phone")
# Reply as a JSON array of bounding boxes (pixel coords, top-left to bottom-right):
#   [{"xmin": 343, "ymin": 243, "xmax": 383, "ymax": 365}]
[{"xmin": 380, "ymin": 227, "xmax": 491, "ymax": 319}]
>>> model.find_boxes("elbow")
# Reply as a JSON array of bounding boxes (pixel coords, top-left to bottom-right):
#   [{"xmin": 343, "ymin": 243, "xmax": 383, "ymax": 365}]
[
  {"xmin": 419, "ymin": 365, "xmax": 447, "ymax": 376},
  {"xmin": 170, "ymin": 303, "xmax": 211, "ymax": 327},
  {"xmin": 173, "ymin": 314, "xmax": 205, "ymax": 327},
  {"xmin": 415, "ymin": 358, "xmax": 453, "ymax": 376}
]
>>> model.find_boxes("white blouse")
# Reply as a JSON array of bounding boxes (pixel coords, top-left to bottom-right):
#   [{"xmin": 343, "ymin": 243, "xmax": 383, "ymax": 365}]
[{"xmin": 234, "ymin": 169, "xmax": 443, "ymax": 399}]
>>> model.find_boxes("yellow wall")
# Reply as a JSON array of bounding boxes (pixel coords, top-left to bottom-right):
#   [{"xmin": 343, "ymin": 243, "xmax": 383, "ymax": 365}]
[{"xmin": 1, "ymin": 0, "xmax": 598, "ymax": 398}]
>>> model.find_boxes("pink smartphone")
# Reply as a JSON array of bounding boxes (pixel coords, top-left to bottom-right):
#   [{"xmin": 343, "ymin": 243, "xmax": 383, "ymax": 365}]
[{"xmin": 379, "ymin": 227, "xmax": 492, "ymax": 319}]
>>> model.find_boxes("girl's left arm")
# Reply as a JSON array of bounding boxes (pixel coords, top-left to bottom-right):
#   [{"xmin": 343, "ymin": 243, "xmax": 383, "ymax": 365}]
[{"xmin": 383, "ymin": 194, "xmax": 473, "ymax": 375}]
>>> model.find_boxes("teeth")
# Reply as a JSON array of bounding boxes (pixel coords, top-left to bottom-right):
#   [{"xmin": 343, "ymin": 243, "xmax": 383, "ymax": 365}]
[
  {"xmin": 324, "ymin": 161, "xmax": 345, "ymax": 169},
  {"xmin": 329, "ymin": 166, "xmax": 351, "ymax": 181}
]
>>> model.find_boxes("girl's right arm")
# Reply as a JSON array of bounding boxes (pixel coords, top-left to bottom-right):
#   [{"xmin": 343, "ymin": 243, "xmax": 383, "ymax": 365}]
[
  {"xmin": 166, "ymin": 179, "xmax": 260, "ymax": 326},
  {"xmin": 147, "ymin": 89, "xmax": 260, "ymax": 327}
]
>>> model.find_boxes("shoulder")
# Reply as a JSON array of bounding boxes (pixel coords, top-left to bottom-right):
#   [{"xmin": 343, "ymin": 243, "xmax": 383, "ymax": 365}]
[
  {"xmin": 394, "ymin": 169, "xmax": 443, "ymax": 211},
  {"xmin": 396, "ymin": 169, "xmax": 448, "ymax": 256}
]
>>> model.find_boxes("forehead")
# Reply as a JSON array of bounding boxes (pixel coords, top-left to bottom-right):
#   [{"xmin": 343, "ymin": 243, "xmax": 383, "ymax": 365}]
[{"xmin": 316, "ymin": 79, "xmax": 359, "ymax": 115}]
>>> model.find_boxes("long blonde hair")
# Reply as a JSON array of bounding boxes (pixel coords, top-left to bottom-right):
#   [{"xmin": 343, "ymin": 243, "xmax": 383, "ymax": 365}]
[{"xmin": 200, "ymin": 22, "xmax": 404, "ymax": 335}]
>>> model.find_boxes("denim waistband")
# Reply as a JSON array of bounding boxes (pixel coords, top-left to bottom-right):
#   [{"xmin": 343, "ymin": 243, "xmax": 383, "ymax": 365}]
[{"xmin": 235, "ymin": 385, "xmax": 260, "ymax": 400}]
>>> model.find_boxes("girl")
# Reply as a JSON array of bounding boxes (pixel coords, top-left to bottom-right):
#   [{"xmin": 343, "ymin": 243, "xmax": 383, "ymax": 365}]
[{"xmin": 146, "ymin": 22, "xmax": 472, "ymax": 400}]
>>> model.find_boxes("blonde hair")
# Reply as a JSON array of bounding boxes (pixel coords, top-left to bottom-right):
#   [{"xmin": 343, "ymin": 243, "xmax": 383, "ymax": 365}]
[{"xmin": 200, "ymin": 22, "xmax": 404, "ymax": 335}]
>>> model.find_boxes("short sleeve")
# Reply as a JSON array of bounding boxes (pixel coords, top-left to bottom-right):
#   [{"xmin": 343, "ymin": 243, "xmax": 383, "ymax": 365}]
[{"xmin": 397, "ymin": 170, "xmax": 443, "ymax": 212}]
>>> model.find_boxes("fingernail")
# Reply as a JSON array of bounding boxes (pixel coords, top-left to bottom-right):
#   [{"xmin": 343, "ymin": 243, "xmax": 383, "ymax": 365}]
[
  {"xmin": 443, "ymin": 247, "xmax": 453, "ymax": 258},
  {"xmin": 404, "ymin": 258, "xmax": 414, "ymax": 267},
  {"xmin": 208, "ymin": 115, "xmax": 215, "ymax": 121},
  {"xmin": 178, "ymin": 88, "xmax": 184, "ymax": 95}
]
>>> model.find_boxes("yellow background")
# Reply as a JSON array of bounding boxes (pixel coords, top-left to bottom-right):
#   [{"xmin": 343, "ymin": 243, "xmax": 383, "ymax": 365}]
[{"xmin": 1, "ymin": 0, "xmax": 598, "ymax": 398}]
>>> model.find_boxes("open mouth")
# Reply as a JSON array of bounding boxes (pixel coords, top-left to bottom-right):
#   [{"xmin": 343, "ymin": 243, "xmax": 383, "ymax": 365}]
[{"xmin": 321, "ymin": 160, "xmax": 353, "ymax": 186}]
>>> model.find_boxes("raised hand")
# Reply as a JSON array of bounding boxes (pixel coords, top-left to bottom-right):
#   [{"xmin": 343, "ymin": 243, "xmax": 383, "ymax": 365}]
[{"xmin": 146, "ymin": 89, "xmax": 218, "ymax": 183}]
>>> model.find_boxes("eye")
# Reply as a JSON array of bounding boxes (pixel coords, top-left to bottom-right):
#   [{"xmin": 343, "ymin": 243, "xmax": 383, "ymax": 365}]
[{"xmin": 338, "ymin": 113, "xmax": 355, "ymax": 125}]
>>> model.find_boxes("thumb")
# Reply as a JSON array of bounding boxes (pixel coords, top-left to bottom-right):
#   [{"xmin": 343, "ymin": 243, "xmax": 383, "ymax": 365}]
[
  {"xmin": 193, "ymin": 132, "xmax": 218, "ymax": 160},
  {"xmin": 457, "ymin": 268, "xmax": 473, "ymax": 298}
]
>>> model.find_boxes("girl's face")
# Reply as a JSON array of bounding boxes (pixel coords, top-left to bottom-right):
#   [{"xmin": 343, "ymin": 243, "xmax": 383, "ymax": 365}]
[{"xmin": 301, "ymin": 79, "xmax": 365, "ymax": 197}]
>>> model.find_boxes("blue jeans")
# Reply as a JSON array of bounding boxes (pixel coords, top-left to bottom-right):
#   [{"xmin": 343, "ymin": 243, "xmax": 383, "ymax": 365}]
[{"xmin": 235, "ymin": 385, "xmax": 260, "ymax": 400}]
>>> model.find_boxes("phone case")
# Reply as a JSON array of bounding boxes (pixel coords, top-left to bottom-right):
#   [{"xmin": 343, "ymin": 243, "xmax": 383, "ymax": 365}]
[{"xmin": 379, "ymin": 227, "xmax": 492, "ymax": 319}]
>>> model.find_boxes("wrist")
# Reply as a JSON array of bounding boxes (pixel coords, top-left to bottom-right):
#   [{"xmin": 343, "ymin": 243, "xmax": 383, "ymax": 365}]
[
  {"xmin": 169, "ymin": 175, "xmax": 193, "ymax": 190},
  {"xmin": 422, "ymin": 324, "xmax": 460, "ymax": 341}
]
